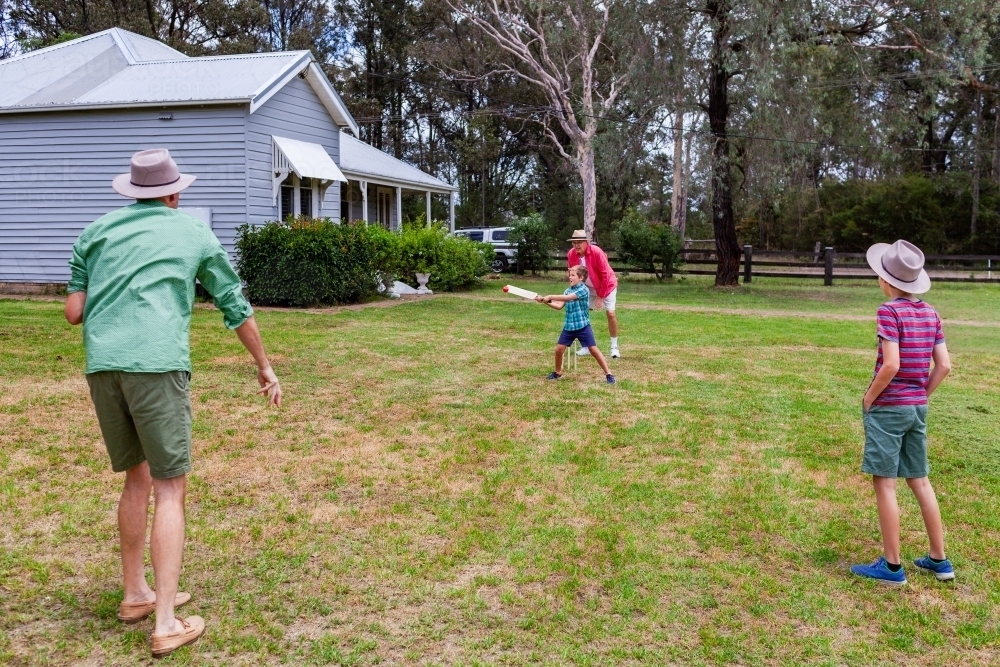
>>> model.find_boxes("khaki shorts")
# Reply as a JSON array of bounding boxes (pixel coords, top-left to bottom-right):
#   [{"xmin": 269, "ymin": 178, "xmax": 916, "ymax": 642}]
[{"xmin": 86, "ymin": 371, "xmax": 192, "ymax": 479}]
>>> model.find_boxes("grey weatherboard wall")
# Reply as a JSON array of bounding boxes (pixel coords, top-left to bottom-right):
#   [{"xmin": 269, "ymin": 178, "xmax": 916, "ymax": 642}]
[
  {"xmin": 246, "ymin": 75, "xmax": 342, "ymax": 226},
  {"xmin": 0, "ymin": 106, "xmax": 247, "ymax": 282},
  {"xmin": 0, "ymin": 76, "xmax": 345, "ymax": 283}
]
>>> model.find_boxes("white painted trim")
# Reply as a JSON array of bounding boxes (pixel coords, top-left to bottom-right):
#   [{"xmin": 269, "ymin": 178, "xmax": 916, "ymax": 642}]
[
  {"xmin": 339, "ymin": 170, "xmax": 456, "ymax": 194},
  {"xmin": 361, "ymin": 180, "xmax": 369, "ymax": 224},
  {"xmin": 426, "ymin": 191, "xmax": 432, "ymax": 227},
  {"xmin": 449, "ymin": 192, "xmax": 455, "ymax": 232},
  {"xmin": 250, "ymin": 52, "xmax": 312, "ymax": 114},
  {"xmin": 303, "ymin": 63, "xmax": 360, "ymax": 135},
  {"xmin": 395, "ymin": 187, "xmax": 402, "ymax": 232},
  {"xmin": 0, "ymin": 99, "xmax": 253, "ymax": 114}
]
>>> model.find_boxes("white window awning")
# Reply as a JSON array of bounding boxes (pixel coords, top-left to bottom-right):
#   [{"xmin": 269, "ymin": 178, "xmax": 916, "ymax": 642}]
[{"xmin": 272, "ymin": 135, "xmax": 346, "ymax": 207}]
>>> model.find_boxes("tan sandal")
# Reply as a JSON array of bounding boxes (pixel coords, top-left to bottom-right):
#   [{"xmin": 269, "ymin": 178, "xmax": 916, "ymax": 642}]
[
  {"xmin": 117, "ymin": 591, "xmax": 191, "ymax": 623},
  {"xmin": 151, "ymin": 615, "xmax": 205, "ymax": 657}
]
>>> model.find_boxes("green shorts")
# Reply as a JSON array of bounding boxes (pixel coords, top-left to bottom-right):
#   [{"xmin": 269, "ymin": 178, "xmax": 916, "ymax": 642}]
[
  {"xmin": 86, "ymin": 371, "xmax": 192, "ymax": 479},
  {"xmin": 861, "ymin": 403, "xmax": 929, "ymax": 479}
]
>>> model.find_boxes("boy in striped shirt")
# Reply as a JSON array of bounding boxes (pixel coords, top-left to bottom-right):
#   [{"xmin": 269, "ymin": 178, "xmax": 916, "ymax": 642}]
[{"xmin": 851, "ymin": 240, "xmax": 953, "ymax": 586}]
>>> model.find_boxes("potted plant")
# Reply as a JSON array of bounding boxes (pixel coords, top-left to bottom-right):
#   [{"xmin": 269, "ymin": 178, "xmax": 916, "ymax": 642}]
[{"xmin": 414, "ymin": 256, "xmax": 432, "ymax": 294}]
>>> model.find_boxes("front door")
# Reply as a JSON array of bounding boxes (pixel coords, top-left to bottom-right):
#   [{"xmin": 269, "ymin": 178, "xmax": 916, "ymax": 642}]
[{"xmin": 377, "ymin": 188, "xmax": 392, "ymax": 230}]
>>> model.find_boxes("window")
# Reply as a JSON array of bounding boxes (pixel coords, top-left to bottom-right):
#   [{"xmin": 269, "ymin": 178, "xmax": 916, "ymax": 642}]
[
  {"xmin": 278, "ymin": 174, "xmax": 318, "ymax": 220},
  {"xmin": 299, "ymin": 177, "xmax": 313, "ymax": 218},
  {"xmin": 491, "ymin": 230, "xmax": 508, "ymax": 241},
  {"xmin": 465, "ymin": 231, "xmax": 484, "ymax": 242},
  {"xmin": 279, "ymin": 175, "xmax": 294, "ymax": 220}
]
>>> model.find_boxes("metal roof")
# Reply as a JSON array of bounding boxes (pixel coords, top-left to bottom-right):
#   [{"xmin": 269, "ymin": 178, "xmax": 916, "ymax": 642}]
[
  {"xmin": 339, "ymin": 133, "xmax": 456, "ymax": 192},
  {"xmin": 0, "ymin": 28, "xmax": 358, "ymax": 134}
]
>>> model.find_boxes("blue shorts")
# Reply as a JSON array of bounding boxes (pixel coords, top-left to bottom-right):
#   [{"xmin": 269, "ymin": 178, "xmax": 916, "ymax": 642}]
[{"xmin": 558, "ymin": 325, "xmax": 596, "ymax": 348}]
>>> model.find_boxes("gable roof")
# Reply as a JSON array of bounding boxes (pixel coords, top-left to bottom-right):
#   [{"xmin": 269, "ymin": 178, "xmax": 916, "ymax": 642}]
[
  {"xmin": 339, "ymin": 132, "xmax": 456, "ymax": 192},
  {"xmin": 0, "ymin": 28, "xmax": 358, "ymax": 134}
]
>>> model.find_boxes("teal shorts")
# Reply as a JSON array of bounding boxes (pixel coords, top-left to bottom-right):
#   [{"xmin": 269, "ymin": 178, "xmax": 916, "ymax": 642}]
[
  {"xmin": 861, "ymin": 404, "xmax": 929, "ymax": 479},
  {"xmin": 86, "ymin": 371, "xmax": 193, "ymax": 479}
]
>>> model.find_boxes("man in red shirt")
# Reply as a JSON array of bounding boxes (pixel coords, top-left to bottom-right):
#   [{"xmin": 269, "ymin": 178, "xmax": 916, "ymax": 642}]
[{"xmin": 566, "ymin": 230, "xmax": 620, "ymax": 358}]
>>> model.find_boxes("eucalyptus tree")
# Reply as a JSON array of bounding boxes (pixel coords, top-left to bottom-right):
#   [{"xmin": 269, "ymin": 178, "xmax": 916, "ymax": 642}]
[{"xmin": 442, "ymin": 0, "xmax": 651, "ymax": 240}]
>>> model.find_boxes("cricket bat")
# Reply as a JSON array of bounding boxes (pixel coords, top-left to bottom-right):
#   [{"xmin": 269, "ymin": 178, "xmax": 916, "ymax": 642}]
[{"xmin": 502, "ymin": 284, "xmax": 538, "ymax": 300}]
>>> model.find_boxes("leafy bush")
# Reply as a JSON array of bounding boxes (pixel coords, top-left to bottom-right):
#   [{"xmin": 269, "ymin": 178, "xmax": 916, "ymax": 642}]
[
  {"xmin": 613, "ymin": 210, "xmax": 682, "ymax": 280},
  {"xmin": 509, "ymin": 213, "xmax": 556, "ymax": 274},
  {"xmin": 766, "ymin": 173, "xmax": 1000, "ymax": 253},
  {"xmin": 235, "ymin": 217, "xmax": 382, "ymax": 307},
  {"xmin": 365, "ymin": 224, "xmax": 402, "ymax": 288},
  {"xmin": 397, "ymin": 224, "xmax": 492, "ymax": 291}
]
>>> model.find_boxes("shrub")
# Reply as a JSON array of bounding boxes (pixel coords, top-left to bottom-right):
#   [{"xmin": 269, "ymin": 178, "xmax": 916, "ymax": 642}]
[
  {"xmin": 508, "ymin": 213, "xmax": 556, "ymax": 274},
  {"xmin": 397, "ymin": 224, "xmax": 492, "ymax": 291},
  {"xmin": 235, "ymin": 217, "xmax": 382, "ymax": 307},
  {"xmin": 613, "ymin": 210, "xmax": 682, "ymax": 280},
  {"xmin": 365, "ymin": 224, "xmax": 402, "ymax": 288}
]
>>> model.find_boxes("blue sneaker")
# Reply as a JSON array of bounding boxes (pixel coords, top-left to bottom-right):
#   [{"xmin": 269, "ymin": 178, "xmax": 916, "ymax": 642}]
[
  {"xmin": 913, "ymin": 555, "xmax": 955, "ymax": 581},
  {"xmin": 606, "ymin": 374, "xmax": 616, "ymax": 385},
  {"xmin": 546, "ymin": 372, "xmax": 562, "ymax": 380},
  {"xmin": 850, "ymin": 556, "xmax": 907, "ymax": 586}
]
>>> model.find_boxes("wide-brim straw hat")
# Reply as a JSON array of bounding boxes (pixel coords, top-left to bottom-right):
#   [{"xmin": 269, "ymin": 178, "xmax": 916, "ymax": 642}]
[
  {"xmin": 866, "ymin": 239, "xmax": 931, "ymax": 294},
  {"xmin": 112, "ymin": 148, "xmax": 196, "ymax": 198},
  {"xmin": 567, "ymin": 229, "xmax": 589, "ymax": 242}
]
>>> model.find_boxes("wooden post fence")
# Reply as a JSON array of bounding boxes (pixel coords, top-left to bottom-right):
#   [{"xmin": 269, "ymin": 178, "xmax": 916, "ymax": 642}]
[
  {"xmin": 824, "ymin": 247, "xmax": 835, "ymax": 286},
  {"xmin": 743, "ymin": 244, "xmax": 753, "ymax": 284}
]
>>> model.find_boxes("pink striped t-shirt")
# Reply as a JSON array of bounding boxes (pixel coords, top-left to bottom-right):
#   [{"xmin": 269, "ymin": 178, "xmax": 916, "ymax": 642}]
[{"xmin": 872, "ymin": 298, "xmax": 945, "ymax": 406}]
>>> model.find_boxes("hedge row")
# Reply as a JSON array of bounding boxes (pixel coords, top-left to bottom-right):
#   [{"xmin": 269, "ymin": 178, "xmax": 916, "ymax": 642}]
[{"xmin": 235, "ymin": 217, "xmax": 491, "ymax": 307}]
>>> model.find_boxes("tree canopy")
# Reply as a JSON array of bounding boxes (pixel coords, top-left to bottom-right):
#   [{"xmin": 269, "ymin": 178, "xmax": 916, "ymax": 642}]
[{"xmin": 5, "ymin": 0, "xmax": 1000, "ymax": 277}]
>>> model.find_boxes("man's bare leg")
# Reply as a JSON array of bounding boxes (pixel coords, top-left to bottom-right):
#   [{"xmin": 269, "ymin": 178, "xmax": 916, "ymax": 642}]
[
  {"xmin": 607, "ymin": 311, "xmax": 619, "ymax": 338},
  {"xmin": 906, "ymin": 476, "xmax": 946, "ymax": 560},
  {"xmin": 873, "ymin": 476, "xmax": 901, "ymax": 564},
  {"xmin": 120, "ymin": 462, "xmax": 155, "ymax": 603},
  {"xmin": 151, "ymin": 474, "xmax": 187, "ymax": 634}
]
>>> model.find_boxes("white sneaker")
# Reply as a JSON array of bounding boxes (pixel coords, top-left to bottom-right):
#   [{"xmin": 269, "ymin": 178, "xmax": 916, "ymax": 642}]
[
  {"xmin": 575, "ymin": 346, "xmax": 592, "ymax": 357},
  {"xmin": 610, "ymin": 346, "xmax": 621, "ymax": 359}
]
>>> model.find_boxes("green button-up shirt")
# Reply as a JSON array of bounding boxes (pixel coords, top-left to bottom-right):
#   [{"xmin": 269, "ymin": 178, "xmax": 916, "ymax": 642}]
[{"xmin": 68, "ymin": 201, "xmax": 253, "ymax": 374}]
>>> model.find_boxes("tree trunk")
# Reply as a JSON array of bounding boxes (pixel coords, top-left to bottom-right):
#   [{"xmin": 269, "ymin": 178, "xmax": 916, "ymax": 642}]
[
  {"xmin": 579, "ymin": 143, "xmax": 598, "ymax": 240},
  {"xmin": 680, "ymin": 126, "xmax": 693, "ymax": 239},
  {"xmin": 671, "ymin": 111, "xmax": 687, "ymax": 235},
  {"xmin": 707, "ymin": 1, "xmax": 740, "ymax": 286},
  {"xmin": 993, "ymin": 98, "xmax": 1000, "ymax": 185},
  {"xmin": 972, "ymin": 90, "xmax": 981, "ymax": 237}
]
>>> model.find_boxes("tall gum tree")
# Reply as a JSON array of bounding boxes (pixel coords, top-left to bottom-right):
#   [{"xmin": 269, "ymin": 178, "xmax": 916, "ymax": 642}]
[{"xmin": 444, "ymin": 0, "xmax": 647, "ymax": 240}]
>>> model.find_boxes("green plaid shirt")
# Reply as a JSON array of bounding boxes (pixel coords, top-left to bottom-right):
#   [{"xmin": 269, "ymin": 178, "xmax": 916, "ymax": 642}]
[
  {"xmin": 68, "ymin": 201, "xmax": 253, "ymax": 374},
  {"xmin": 562, "ymin": 283, "xmax": 591, "ymax": 331}
]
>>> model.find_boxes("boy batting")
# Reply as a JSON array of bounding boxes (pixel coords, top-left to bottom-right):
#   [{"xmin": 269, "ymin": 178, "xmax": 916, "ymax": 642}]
[{"xmin": 536, "ymin": 266, "xmax": 616, "ymax": 384}]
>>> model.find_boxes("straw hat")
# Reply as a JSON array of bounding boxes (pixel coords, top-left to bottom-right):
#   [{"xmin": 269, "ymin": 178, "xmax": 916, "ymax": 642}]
[
  {"xmin": 112, "ymin": 149, "xmax": 196, "ymax": 199},
  {"xmin": 866, "ymin": 239, "xmax": 931, "ymax": 294},
  {"xmin": 567, "ymin": 229, "xmax": 589, "ymax": 242}
]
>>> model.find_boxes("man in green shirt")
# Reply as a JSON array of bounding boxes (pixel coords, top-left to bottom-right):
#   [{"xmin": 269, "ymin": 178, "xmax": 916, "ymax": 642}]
[{"xmin": 65, "ymin": 149, "xmax": 282, "ymax": 657}]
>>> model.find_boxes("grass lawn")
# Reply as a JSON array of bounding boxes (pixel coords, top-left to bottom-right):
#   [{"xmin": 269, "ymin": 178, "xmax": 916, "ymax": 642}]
[{"xmin": 2, "ymin": 276, "xmax": 999, "ymax": 665}]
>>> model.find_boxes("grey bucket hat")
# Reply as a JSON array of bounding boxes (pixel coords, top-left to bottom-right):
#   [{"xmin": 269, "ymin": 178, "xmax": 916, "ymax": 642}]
[
  {"xmin": 112, "ymin": 149, "xmax": 196, "ymax": 199},
  {"xmin": 866, "ymin": 239, "xmax": 931, "ymax": 294}
]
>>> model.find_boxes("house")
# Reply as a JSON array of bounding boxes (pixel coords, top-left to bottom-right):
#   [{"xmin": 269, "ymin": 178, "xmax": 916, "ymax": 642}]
[{"xmin": 0, "ymin": 28, "xmax": 456, "ymax": 285}]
